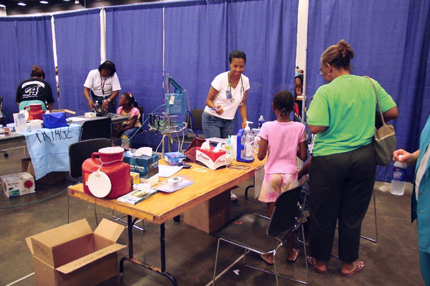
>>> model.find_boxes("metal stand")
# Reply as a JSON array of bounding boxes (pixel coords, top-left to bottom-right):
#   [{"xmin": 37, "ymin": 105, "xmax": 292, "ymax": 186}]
[
  {"xmin": 119, "ymin": 215, "xmax": 178, "ymax": 286},
  {"xmin": 244, "ymin": 185, "xmax": 254, "ymax": 199}
]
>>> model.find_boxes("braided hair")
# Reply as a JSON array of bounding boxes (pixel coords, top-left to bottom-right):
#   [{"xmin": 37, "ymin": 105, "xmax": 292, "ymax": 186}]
[
  {"xmin": 122, "ymin": 92, "xmax": 138, "ymax": 108},
  {"xmin": 273, "ymin": 90, "xmax": 294, "ymax": 118}
]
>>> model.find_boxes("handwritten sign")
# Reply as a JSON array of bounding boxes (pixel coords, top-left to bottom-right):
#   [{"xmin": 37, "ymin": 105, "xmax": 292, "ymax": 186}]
[{"xmin": 24, "ymin": 124, "xmax": 82, "ymax": 179}]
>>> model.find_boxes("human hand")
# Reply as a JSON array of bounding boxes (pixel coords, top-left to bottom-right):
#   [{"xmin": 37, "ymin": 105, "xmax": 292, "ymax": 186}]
[
  {"xmin": 215, "ymin": 105, "xmax": 224, "ymax": 115},
  {"xmin": 102, "ymin": 100, "xmax": 110, "ymax": 111},
  {"xmin": 393, "ymin": 149, "xmax": 415, "ymax": 166},
  {"xmin": 241, "ymin": 120, "xmax": 247, "ymax": 129},
  {"xmin": 88, "ymin": 100, "xmax": 95, "ymax": 111}
]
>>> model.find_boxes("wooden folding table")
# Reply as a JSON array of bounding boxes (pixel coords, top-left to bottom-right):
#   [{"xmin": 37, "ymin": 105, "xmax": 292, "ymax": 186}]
[{"xmin": 68, "ymin": 159, "xmax": 265, "ymax": 286}]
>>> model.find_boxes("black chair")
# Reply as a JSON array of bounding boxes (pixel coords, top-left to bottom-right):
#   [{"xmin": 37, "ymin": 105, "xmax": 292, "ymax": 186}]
[
  {"xmin": 130, "ymin": 106, "xmax": 150, "ymax": 148},
  {"xmin": 80, "ymin": 117, "xmax": 112, "ymax": 141},
  {"xmin": 173, "ymin": 109, "xmax": 205, "ymax": 150},
  {"xmin": 67, "ymin": 139, "xmax": 112, "ymax": 224},
  {"xmin": 212, "ymin": 178, "xmax": 309, "ymax": 286},
  {"xmin": 67, "ymin": 138, "xmax": 145, "ymax": 232}
]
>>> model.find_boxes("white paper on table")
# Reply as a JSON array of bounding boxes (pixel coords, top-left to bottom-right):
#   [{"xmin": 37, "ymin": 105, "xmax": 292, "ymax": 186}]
[
  {"xmin": 158, "ymin": 165, "xmax": 183, "ymax": 178},
  {"xmin": 68, "ymin": 117, "xmax": 88, "ymax": 123},
  {"xmin": 156, "ymin": 177, "xmax": 194, "ymax": 193}
]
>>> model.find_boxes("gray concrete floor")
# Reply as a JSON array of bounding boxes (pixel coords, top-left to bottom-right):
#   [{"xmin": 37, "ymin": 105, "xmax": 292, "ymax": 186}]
[{"xmin": 0, "ymin": 165, "xmax": 424, "ymax": 286}]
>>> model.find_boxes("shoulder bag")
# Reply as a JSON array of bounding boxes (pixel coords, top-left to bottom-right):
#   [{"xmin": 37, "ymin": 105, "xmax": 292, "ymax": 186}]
[{"xmin": 365, "ymin": 76, "xmax": 396, "ymax": 166}]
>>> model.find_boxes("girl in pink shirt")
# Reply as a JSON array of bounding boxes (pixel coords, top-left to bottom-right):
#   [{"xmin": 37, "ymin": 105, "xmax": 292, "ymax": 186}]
[
  {"xmin": 112, "ymin": 92, "xmax": 141, "ymax": 149},
  {"xmin": 257, "ymin": 90, "xmax": 307, "ymax": 264}
]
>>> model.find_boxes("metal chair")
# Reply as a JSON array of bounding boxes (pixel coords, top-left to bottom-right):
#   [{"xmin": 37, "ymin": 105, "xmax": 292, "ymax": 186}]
[
  {"xmin": 80, "ymin": 117, "xmax": 111, "ymax": 141},
  {"xmin": 212, "ymin": 178, "xmax": 309, "ymax": 286}
]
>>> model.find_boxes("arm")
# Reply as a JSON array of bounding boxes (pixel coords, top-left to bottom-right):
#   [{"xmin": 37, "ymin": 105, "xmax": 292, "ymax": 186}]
[
  {"xmin": 84, "ymin": 87, "xmax": 94, "ymax": 111},
  {"xmin": 239, "ymin": 90, "xmax": 249, "ymax": 129},
  {"xmin": 46, "ymin": 84, "xmax": 55, "ymax": 111},
  {"xmin": 102, "ymin": 90, "xmax": 119, "ymax": 111},
  {"xmin": 298, "ymin": 155, "xmax": 312, "ymax": 178},
  {"xmin": 383, "ymin": 106, "xmax": 399, "ymax": 122},
  {"xmin": 112, "ymin": 117, "xmax": 138, "ymax": 137},
  {"xmin": 298, "ymin": 140, "xmax": 308, "ymax": 161},
  {"xmin": 205, "ymin": 86, "xmax": 223, "ymax": 115},
  {"xmin": 393, "ymin": 149, "xmax": 420, "ymax": 166},
  {"xmin": 257, "ymin": 137, "xmax": 268, "ymax": 161},
  {"xmin": 119, "ymin": 117, "xmax": 138, "ymax": 132},
  {"xmin": 308, "ymin": 125, "xmax": 327, "ymax": 134},
  {"xmin": 16, "ymin": 85, "xmax": 21, "ymax": 104}
]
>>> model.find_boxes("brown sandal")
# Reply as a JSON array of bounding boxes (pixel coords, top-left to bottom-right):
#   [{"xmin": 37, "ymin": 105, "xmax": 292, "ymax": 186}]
[
  {"xmin": 341, "ymin": 260, "xmax": 365, "ymax": 277},
  {"xmin": 287, "ymin": 248, "xmax": 300, "ymax": 263},
  {"xmin": 307, "ymin": 256, "xmax": 327, "ymax": 274},
  {"xmin": 259, "ymin": 253, "xmax": 274, "ymax": 265}
]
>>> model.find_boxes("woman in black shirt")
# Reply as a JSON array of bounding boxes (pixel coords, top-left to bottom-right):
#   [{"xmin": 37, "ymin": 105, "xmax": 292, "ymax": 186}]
[{"xmin": 16, "ymin": 65, "xmax": 54, "ymax": 111}]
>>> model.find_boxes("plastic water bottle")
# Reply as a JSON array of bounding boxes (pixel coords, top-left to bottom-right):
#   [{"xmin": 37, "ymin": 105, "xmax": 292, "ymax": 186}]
[
  {"xmin": 225, "ymin": 136, "xmax": 233, "ymax": 165},
  {"xmin": 258, "ymin": 115, "xmax": 265, "ymax": 128},
  {"xmin": 391, "ymin": 155, "xmax": 407, "ymax": 196},
  {"xmin": 244, "ymin": 121, "xmax": 255, "ymax": 161}
]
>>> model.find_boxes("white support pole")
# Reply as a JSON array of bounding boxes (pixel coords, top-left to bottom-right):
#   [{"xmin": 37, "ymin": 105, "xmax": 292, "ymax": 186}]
[
  {"xmin": 295, "ymin": 0, "xmax": 309, "ymax": 123},
  {"xmin": 51, "ymin": 15, "xmax": 60, "ymax": 108},
  {"xmin": 162, "ymin": 6, "xmax": 166, "ymax": 95},
  {"xmin": 100, "ymin": 7, "xmax": 106, "ymax": 63}
]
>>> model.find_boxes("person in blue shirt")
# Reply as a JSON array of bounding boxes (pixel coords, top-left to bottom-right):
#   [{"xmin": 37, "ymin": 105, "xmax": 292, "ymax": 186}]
[{"xmin": 394, "ymin": 116, "xmax": 430, "ymax": 286}]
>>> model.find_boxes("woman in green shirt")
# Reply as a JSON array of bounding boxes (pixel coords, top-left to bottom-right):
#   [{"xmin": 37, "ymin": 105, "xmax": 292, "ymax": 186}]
[{"xmin": 306, "ymin": 40, "xmax": 398, "ymax": 276}]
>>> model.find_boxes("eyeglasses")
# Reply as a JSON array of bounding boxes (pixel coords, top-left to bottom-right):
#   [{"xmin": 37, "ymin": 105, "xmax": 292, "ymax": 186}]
[{"xmin": 318, "ymin": 69, "xmax": 323, "ymax": 75}]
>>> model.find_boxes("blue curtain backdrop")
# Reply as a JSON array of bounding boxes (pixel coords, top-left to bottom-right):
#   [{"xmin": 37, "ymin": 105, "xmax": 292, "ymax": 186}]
[
  {"xmin": 54, "ymin": 9, "xmax": 101, "ymax": 116},
  {"xmin": 227, "ymin": 0, "xmax": 299, "ymax": 131},
  {"xmin": 0, "ymin": 16, "xmax": 55, "ymax": 123},
  {"xmin": 164, "ymin": 0, "xmax": 227, "ymax": 113},
  {"xmin": 105, "ymin": 4, "xmax": 163, "ymax": 147},
  {"xmin": 306, "ymin": 0, "xmax": 430, "ymax": 182}
]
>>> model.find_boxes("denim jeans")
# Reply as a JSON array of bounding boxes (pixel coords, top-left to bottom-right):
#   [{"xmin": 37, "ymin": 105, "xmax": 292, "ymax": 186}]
[
  {"xmin": 113, "ymin": 126, "xmax": 139, "ymax": 149},
  {"xmin": 202, "ymin": 112, "xmax": 234, "ymax": 139}
]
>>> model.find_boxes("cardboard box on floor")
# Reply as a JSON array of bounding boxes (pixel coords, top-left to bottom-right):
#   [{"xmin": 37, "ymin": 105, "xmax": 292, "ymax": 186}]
[
  {"xmin": 21, "ymin": 157, "xmax": 66, "ymax": 185},
  {"xmin": 26, "ymin": 219, "xmax": 126, "ymax": 286},
  {"xmin": 0, "ymin": 172, "xmax": 35, "ymax": 198}
]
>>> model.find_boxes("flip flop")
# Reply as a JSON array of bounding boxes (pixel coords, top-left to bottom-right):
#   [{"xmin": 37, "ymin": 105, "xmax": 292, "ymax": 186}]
[
  {"xmin": 259, "ymin": 253, "xmax": 274, "ymax": 265},
  {"xmin": 341, "ymin": 260, "xmax": 365, "ymax": 277},
  {"xmin": 287, "ymin": 248, "xmax": 300, "ymax": 263},
  {"xmin": 307, "ymin": 256, "xmax": 326, "ymax": 274}
]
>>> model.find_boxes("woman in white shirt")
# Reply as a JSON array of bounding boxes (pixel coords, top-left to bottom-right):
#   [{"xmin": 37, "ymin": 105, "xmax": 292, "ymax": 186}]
[
  {"xmin": 83, "ymin": 61, "xmax": 121, "ymax": 113},
  {"xmin": 202, "ymin": 50, "xmax": 250, "ymax": 139}
]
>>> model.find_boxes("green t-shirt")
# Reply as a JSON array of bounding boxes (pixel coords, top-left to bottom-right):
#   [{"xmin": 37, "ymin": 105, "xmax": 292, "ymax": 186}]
[{"xmin": 307, "ymin": 75, "xmax": 397, "ymax": 156}]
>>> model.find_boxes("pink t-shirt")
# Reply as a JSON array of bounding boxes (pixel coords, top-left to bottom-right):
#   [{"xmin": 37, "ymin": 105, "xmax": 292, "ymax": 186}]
[
  {"xmin": 116, "ymin": 106, "xmax": 141, "ymax": 128},
  {"xmin": 260, "ymin": 121, "xmax": 306, "ymax": 174}
]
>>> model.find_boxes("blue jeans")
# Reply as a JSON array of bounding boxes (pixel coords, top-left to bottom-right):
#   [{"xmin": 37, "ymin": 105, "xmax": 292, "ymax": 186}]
[
  {"xmin": 114, "ymin": 126, "xmax": 138, "ymax": 148},
  {"xmin": 420, "ymin": 250, "xmax": 430, "ymax": 286},
  {"xmin": 202, "ymin": 112, "xmax": 234, "ymax": 139}
]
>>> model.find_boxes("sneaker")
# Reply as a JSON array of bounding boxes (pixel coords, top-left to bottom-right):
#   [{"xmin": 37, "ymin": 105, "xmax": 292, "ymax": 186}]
[{"xmin": 230, "ymin": 192, "xmax": 238, "ymax": 202}]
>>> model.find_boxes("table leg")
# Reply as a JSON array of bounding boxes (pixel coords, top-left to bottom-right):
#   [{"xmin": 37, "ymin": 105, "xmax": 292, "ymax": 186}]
[
  {"xmin": 160, "ymin": 224, "xmax": 166, "ymax": 272},
  {"xmin": 119, "ymin": 217, "xmax": 178, "ymax": 286}
]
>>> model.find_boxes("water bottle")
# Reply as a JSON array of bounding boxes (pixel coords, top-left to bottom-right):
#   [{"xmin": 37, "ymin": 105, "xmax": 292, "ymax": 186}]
[
  {"xmin": 244, "ymin": 121, "xmax": 254, "ymax": 161},
  {"xmin": 258, "ymin": 115, "xmax": 265, "ymax": 128},
  {"xmin": 225, "ymin": 136, "xmax": 233, "ymax": 165},
  {"xmin": 390, "ymin": 155, "xmax": 407, "ymax": 196}
]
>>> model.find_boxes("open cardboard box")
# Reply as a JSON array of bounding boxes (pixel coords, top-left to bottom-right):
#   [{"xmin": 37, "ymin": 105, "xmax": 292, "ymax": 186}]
[
  {"xmin": 21, "ymin": 157, "xmax": 66, "ymax": 185},
  {"xmin": 26, "ymin": 219, "xmax": 126, "ymax": 286}
]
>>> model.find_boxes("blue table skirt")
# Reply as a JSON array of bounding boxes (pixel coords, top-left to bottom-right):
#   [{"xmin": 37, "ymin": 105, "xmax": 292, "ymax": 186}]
[{"xmin": 23, "ymin": 124, "xmax": 82, "ymax": 180}]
